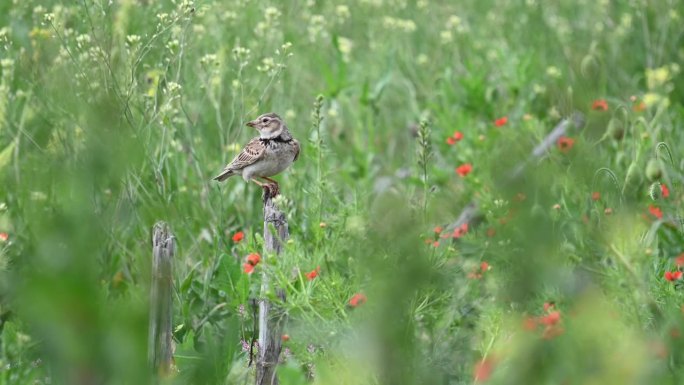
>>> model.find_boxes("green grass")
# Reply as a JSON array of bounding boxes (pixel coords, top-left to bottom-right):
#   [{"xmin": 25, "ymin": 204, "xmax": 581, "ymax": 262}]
[{"xmin": 1, "ymin": 0, "xmax": 684, "ymax": 384}]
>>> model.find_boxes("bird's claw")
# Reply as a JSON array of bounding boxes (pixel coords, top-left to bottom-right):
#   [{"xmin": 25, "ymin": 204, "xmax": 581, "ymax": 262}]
[{"xmin": 262, "ymin": 183, "xmax": 280, "ymax": 198}]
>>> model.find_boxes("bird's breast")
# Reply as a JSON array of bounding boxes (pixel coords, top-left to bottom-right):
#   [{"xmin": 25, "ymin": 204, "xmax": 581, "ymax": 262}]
[{"xmin": 244, "ymin": 143, "xmax": 296, "ymax": 178}]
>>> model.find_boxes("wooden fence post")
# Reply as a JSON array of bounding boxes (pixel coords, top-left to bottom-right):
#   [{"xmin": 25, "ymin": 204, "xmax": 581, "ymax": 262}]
[
  {"xmin": 149, "ymin": 221, "xmax": 175, "ymax": 376},
  {"xmin": 256, "ymin": 191, "xmax": 289, "ymax": 385}
]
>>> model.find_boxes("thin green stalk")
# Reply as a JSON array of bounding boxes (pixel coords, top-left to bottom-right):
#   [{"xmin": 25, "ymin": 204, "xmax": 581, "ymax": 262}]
[
  {"xmin": 311, "ymin": 95, "xmax": 325, "ymax": 224},
  {"xmin": 416, "ymin": 118, "xmax": 432, "ymax": 224}
]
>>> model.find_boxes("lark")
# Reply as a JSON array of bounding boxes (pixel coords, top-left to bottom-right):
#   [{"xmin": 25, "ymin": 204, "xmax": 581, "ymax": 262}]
[{"xmin": 213, "ymin": 113, "xmax": 300, "ymax": 196}]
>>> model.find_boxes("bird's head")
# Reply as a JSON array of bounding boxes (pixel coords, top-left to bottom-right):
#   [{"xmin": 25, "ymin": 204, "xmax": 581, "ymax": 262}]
[{"xmin": 247, "ymin": 113, "xmax": 285, "ymax": 139}]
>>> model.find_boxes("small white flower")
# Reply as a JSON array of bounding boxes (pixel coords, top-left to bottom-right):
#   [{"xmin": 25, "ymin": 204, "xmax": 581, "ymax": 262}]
[
  {"xmin": 440, "ymin": 30, "xmax": 453, "ymax": 44},
  {"xmin": 200, "ymin": 53, "xmax": 218, "ymax": 66},
  {"xmin": 0, "ymin": 58, "xmax": 14, "ymax": 72},
  {"xmin": 156, "ymin": 13, "xmax": 169, "ymax": 24},
  {"xmin": 337, "ymin": 37, "xmax": 352, "ymax": 62},
  {"xmin": 417, "ymin": 54, "xmax": 428, "ymax": 65},
  {"xmin": 382, "ymin": 16, "xmax": 416, "ymax": 33},
  {"xmin": 264, "ymin": 6, "xmax": 281, "ymax": 21},
  {"xmin": 33, "ymin": 6, "xmax": 46, "ymax": 16},
  {"xmin": 126, "ymin": 34, "xmax": 141, "ymax": 46},
  {"xmin": 76, "ymin": 34, "xmax": 91, "ymax": 48},
  {"xmin": 166, "ymin": 39, "xmax": 180, "ymax": 53},
  {"xmin": 222, "ymin": 11, "xmax": 237, "ymax": 21},
  {"xmin": 257, "ymin": 57, "xmax": 276, "ymax": 73},
  {"xmin": 446, "ymin": 15, "xmax": 462, "ymax": 29},
  {"xmin": 308, "ymin": 14, "xmax": 327, "ymax": 42},
  {"xmin": 31, "ymin": 191, "xmax": 48, "ymax": 201},
  {"xmin": 232, "ymin": 46, "xmax": 251, "ymax": 61},
  {"xmin": 335, "ymin": 5, "xmax": 350, "ymax": 21},
  {"xmin": 0, "ymin": 27, "xmax": 10, "ymax": 40},
  {"xmin": 167, "ymin": 82, "xmax": 182, "ymax": 93},
  {"xmin": 546, "ymin": 66, "xmax": 562, "ymax": 78}
]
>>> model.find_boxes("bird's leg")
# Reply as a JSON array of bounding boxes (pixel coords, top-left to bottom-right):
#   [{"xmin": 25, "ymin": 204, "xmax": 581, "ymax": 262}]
[
  {"xmin": 251, "ymin": 178, "xmax": 270, "ymax": 194},
  {"xmin": 261, "ymin": 178, "xmax": 279, "ymax": 197},
  {"xmin": 261, "ymin": 176, "xmax": 280, "ymax": 196},
  {"xmin": 252, "ymin": 178, "xmax": 277, "ymax": 198}
]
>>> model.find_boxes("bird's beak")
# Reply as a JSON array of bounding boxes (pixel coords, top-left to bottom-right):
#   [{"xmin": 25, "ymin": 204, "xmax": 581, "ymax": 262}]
[{"xmin": 246, "ymin": 120, "xmax": 257, "ymax": 128}]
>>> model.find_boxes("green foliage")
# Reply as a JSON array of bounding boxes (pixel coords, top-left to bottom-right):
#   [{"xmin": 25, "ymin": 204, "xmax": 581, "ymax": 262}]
[{"xmin": 0, "ymin": 0, "xmax": 683, "ymax": 384}]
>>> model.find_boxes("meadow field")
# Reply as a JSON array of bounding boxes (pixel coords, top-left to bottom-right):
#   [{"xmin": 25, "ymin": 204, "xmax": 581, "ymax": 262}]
[{"xmin": 1, "ymin": 0, "xmax": 684, "ymax": 384}]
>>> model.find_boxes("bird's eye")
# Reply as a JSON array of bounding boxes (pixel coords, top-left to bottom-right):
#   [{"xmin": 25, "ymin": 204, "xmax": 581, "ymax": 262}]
[{"xmin": 262, "ymin": 118, "xmax": 269, "ymax": 123}]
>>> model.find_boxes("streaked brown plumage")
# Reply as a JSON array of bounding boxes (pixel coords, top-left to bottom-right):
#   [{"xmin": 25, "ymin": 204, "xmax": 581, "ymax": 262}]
[{"xmin": 214, "ymin": 113, "xmax": 300, "ymax": 195}]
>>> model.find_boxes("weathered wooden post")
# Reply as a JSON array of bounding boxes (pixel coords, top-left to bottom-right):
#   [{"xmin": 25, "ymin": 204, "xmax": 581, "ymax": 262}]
[
  {"xmin": 149, "ymin": 221, "xmax": 175, "ymax": 376},
  {"xmin": 256, "ymin": 191, "xmax": 289, "ymax": 385}
]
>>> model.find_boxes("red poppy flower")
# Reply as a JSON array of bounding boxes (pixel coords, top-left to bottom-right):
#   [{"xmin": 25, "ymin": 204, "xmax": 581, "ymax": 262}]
[
  {"xmin": 109, "ymin": 272, "xmax": 125, "ymax": 291},
  {"xmin": 453, "ymin": 222, "xmax": 469, "ymax": 238},
  {"xmin": 557, "ymin": 136, "xmax": 575, "ymax": 153},
  {"xmin": 0, "ymin": 232, "xmax": 7, "ymax": 242},
  {"xmin": 591, "ymin": 192, "xmax": 600, "ymax": 201},
  {"xmin": 650, "ymin": 341, "xmax": 668, "ymax": 359},
  {"xmin": 432, "ymin": 241, "xmax": 440, "ymax": 247},
  {"xmin": 349, "ymin": 293, "xmax": 367, "ymax": 308},
  {"xmin": 434, "ymin": 226, "xmax": 443, "ymax": 234},
  {"xmin": 661, "ymin": 184, "xmax": 670, "ymax": 198},
  {"xmin": 480, "ymin": 262, "xmax": 489, "ymax": 272},
  {"xmin": 542, "ymin": 325, "xmax": 565, "ymax": 340},
  {"xmin": 675, "ymin": 254, "xmax": 684, "ymax": 267},
  {"xmin": 232, "ymin": 231, "xmax": 245, "ymax": 242},
  {"xmin": 246, "ymin": 253, "xmax": 261, "ymax": 266},
  {"xmin": 523, "ymin": 317, "xmax": 538, "ymax": 331},
  {"xmin": 664, "ymin": 271, "xmax": 682, "ymax": 282},
  {"xmin": 446, "ymin": 136, "xmax": 456, "ymax": 145},
  {"xmin": 243, "ymin": 263, "xmax": 255, "ymax": 274},
  {"xmin": 648, "ymin": 205, "xmax": 663, "ymax": 219},
  {"xmin": 281, "ymin": 334, "xmax": 290, "ymax": 342},
  {"xmin": 306, "ymin": 266, "xmax": 321, "ymax": 280},
  {"xmin": 592, "ymin": 99, "xmax": 608, "ymax": 111},
  {"xmin": 473, "ymin": 357, "xmax": 495, "ymax": 382},
  {"xmin": 540, "ymin": 311, "xmax": 561, "ymax": 326},
  {"xmin": 494, "ymin": 116, "xmax": 508, "ymax": 127},
  {"xmin": 543, "ymin": 302, "xmax": 555, "ymax": 312},
  {"xmin": 456, "ymin": 163, "xmax": 472, "ymax": 177},
  {"xmin": 453, "ymin": 131, "xmax": 464, "ymax": 141},
  {"xmin": 633, "ymin": 102, "xmax": 646, "ymax": 112}
]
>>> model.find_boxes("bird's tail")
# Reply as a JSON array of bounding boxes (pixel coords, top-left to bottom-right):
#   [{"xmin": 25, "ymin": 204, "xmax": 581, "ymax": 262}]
[{"xmin": 213, "ymin": 169, "xmax": 235, "ymax": 182}]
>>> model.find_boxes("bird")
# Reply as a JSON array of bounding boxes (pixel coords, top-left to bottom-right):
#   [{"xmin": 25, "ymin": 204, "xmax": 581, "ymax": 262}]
[{"xmin": 213, "ymin": 112, "xmax": 300, "ymax": 196}]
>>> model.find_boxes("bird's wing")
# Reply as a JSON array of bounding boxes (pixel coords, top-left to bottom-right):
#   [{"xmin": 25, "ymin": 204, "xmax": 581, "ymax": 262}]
[
  {"xmin": 224, "ymin": 137, "xmax": 266, "ymax": 171},
  {"xmin": 292, "ymin": 139, "xmax": 301, "ymax": 162}
]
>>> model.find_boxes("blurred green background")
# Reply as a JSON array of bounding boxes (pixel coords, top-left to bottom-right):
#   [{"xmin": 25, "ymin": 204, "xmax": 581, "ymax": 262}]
[{"xmin": 1, "ymin": 0, "xmax": 683, "ymax": 384}]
